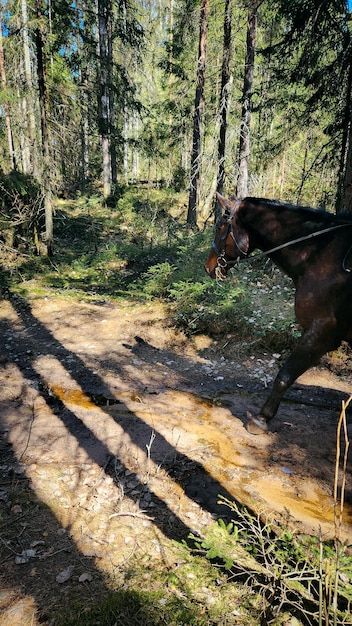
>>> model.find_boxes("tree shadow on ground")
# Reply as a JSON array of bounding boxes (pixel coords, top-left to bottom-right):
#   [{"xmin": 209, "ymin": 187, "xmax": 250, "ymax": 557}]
[
  {"xmin": 0, "ymin": 434, "xmax": 107, "ymax": 624},
  {"xmin": 0, "ymin": 289, "xmax": 251, "ymax": 623}
]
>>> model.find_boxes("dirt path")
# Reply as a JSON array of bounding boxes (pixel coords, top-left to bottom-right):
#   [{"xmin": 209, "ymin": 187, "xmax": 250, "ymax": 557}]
[{"xmin": 0, "ymin": 295, "xmax": 351, "ymax": 624}]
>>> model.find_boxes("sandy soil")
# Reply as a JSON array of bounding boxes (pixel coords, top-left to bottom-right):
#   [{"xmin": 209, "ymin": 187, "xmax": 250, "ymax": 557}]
[{"xmin": 0, "ymin": 295, "xmax": 351, "ymax": 624}]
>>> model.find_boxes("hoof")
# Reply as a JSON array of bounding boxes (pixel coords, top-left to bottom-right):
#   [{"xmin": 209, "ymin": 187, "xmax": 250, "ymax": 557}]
[{"xmin": 246, "ymin": 413, "xmax": 268, "ymax": 435}]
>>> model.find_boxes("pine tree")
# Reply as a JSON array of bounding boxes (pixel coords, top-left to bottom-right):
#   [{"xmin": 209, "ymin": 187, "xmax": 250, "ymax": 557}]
[
  {"xmin": 187, "ymin": 0, "xmax": 209, "ymax": 227},
  {"xmin": 236, "ymin": 0, "xmax": 258, "ymax": 199},
  {"xmin": 215, "ymin": 0, "xmax": 232, "ymax": 223},
  {"xmin": 0, "ymin": 24, "xmax": 16, "ymax": 171},
  {"xmin": 266, "ymin": 0, "xmax": 352, "ymax": 211}
]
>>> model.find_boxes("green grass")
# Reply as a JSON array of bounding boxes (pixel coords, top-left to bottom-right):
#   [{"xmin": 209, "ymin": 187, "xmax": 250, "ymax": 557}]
[
  {"xmin": 1, "ymin": 186, "xmax": 300, "ymax": 354},
  {"xmin": 4, "ymin": 184, "xmax": 352, "ymax": 365},
  {"xmin": 54, "ymin": 498, "xmax": 352, "ymax": 626}
]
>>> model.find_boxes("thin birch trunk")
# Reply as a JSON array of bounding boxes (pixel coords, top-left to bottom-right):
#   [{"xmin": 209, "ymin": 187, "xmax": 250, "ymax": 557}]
[
  {"xmin": 131, "ymin": 113, "xmax": 139, "ymax": 181},
  {"xmin": 122, "ymin": 0, "xmax": 129, "ymax": 183}
]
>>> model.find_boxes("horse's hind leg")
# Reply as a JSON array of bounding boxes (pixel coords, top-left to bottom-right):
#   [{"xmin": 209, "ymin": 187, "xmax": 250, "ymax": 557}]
[{"xmin": 247, "ymin": 318, "xmax": 340, "ymax": 434}]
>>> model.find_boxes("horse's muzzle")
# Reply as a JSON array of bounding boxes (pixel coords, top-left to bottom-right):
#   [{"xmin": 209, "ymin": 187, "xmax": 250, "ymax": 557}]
[
  {"xmin": 204, "ymin": 263, "xmax": 213, "ymax": 277},
  {"xmin": 204, "ymin": 262, "xmax": 227, "ymax": 280},
  {"xmin": 205, "ymin": 246, "xmax": 219, "ymax": 276}
]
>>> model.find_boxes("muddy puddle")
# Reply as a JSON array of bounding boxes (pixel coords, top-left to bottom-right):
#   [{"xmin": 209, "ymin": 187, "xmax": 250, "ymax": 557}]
[
  {"xmin": 5, "ymin": 372, "xmax": 352, "ymax": 544},
  {"xmin": 65, "ymin": 384, "xmax": 352, "ymax": 538}
]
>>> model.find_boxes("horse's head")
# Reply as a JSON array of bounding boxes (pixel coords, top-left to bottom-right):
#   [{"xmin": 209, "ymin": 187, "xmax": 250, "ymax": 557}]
[{"xmin": 204, "ymin": 193, "xmax": 250, "ymax": 279}]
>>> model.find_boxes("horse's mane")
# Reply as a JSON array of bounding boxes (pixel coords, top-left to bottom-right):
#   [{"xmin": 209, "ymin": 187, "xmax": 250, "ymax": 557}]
[{"xmin": 244, "ymin": 197, "xmax": 352, "ymax": 224}]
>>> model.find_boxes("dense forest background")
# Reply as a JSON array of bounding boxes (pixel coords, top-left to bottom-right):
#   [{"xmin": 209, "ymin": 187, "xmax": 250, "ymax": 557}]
[{"xmin": 1, "ymin": 0, "xmax": 352, "ymax": 253}]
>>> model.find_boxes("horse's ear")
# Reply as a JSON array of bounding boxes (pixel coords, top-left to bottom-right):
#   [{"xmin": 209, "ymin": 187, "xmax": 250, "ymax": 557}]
[{"xmin": 216, "ymin": 192, "xmax": 237, "ymax": 215}]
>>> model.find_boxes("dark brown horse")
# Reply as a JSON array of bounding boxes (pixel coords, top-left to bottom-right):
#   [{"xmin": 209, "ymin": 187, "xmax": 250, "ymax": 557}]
[{"xmin": 205, "ymin": 193, "xmax": 352, "ymax": 434}]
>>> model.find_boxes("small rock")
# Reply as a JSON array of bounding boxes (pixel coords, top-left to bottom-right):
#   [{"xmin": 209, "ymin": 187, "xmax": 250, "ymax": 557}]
[
  {"xmin": 56, "ymin": 565, "xmax": 75, "ymax": 584},
  {"xmin": 281, "ymin": 466, "xmax": 294, "ymax": 475},
  {"xmin": 15, "ymin": 549, "xmax": 36, "ymax": 564}
]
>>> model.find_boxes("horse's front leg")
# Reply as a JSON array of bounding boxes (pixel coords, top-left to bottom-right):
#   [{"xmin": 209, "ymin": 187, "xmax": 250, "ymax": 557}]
[{"xmin": 246, "ymin": 317, "xmax": 340, "ymax": 434}]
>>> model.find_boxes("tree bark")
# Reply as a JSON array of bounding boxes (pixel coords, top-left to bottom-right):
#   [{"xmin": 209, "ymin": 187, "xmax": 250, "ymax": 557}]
[
  {"xmin": 236, "ymin": 0, "xmax": 258, "ymax": 199},
  {"xmin": 78, "ymin": 47, "xmax": 89, "ymax": 190},
  {"xmin": 0, "ymin": 25, "xmax": 17, "ymax": 171},
  {"xmin": 76, "ymin": 0, "xmax": 93, "ymax": 192},
  {"xmin": 22, "ymin": 0, "xmax": 39, "ymax": 177},
  {"xmin": 107, "ymin": 5, "xmax": 116, "ymax": 185},
  {"xmin": 215, "ymin": 0, "xmax": 232, "ymax": 222},
  {"xmin": 187, "ymin": 0, "xmax": 209, "ymax": 227},
  {"xmin": 122, "ymin": 0, "xmax": 129, "ymax": 183},
  {"xmin": 35, "ymin": 0, "xmax": 54, "ymax": 255},
  {"xmin": 336, "ymin": 50, "xmax": 352, "ymax": 213},
  {"xmin": 98, "ymin": 0, "xmax": 113, "ymax": 197}
]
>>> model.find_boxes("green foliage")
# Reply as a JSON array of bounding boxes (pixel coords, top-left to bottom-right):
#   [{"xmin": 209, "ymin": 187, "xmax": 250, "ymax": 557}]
[
  {"xmin": 168, "ymin": 279, "xmax": 246, "ymax": 335},
  {"xmin": 142, "ymin": 262, "xmax": 176, "ymax": 297},
  {"xmin": 0, "ymin": 170, "xmax": 41, "ymax": 207},
  {"xmin": 255, "ymin": 0, "xmax": 348, "ymax": 209},
  {"xmin": 185, "ymin": 497, "xmax": 352, "ymax": 625},
  {"xmin": 2, "ymin": 187, "xmax": 302, "ymax": 354},
  {"xmin": 0, "ymin": 170, "xmax": 43, "ymax": 250},
  {"xmin": 55, "ymin": 588, "xmax": 209, "ymax": 626}
]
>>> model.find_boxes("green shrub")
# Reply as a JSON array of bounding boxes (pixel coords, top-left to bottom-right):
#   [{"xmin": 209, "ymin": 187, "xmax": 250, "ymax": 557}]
[
  {"xmin": 4, "ymin": 186, "xmax": 301, "ymax": 354},
  {"xmin": 168, "ymin": 279, "xmax": 248, "ymax": 335},
  {"xmin": 0, "ymin": 170, "xmax": 43, "ymax": 250},
  {"xmin": 185, "ymin": 497, "xmax": 352, "ymax": 626},
  {"xmin": 143, "ymin": 261, "xmax": 176, "ymax": 297}
]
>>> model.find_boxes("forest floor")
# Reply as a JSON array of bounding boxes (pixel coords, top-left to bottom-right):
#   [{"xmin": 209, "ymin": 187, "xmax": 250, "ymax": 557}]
[{"xmin": 0, "ymin": 294, "xmax": 352, "ymax": 625}]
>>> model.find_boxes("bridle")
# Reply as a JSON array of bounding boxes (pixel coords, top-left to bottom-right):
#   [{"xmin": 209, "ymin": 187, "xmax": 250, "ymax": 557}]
[
  {"xmin": 211, "ymin": 209, "xmax": 250, "ymax": 270},
  {"xmin": 212, "ymin": 217, "xmax": 352, "ymax": 274}
]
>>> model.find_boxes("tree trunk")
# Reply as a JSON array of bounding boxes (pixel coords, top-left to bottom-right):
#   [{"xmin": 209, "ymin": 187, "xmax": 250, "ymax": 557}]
[
  {"xmin": 122, "ymin": 0, "xmax": 129, "ymax": 184},
  {"xmin": 236, "ymin": 0, "xmax": 258, "ymax": 199},
  {"xmin": 76, "ymin": 0, "xmax": 89, "ymax": 191},
  {"xmin": 107, "ymin": 6, "xmax": 116, "ymax": 185},
  {"xmin": 79, "ymin": 75, "xmax": 89, "ymax": 191},
  {"xmin": 215, "ymin": 0, "xmax": 232, "ymax": 222},
  {"xmin": 187, "ymin": 0, "xmax": 209, "ymax": 227},
  {"xmin": 340, "ymin": 123, "xmax": 352, "ymax": 213},
  {"xmin": 22, "ymin": 0, "xmax": 39, "ymax": 177},
  {"xmin": 0, "ymin": 25, "xmax": 17, "ymax": 171},
  {"xmin": 131, "ymin": 113, "xmax": 139, "ymax": 181},
  {"xmin": 35, "ymin": 0, "xmax": 54, "ymax": 255},
  {"xmin": 98, "ymin": 0, "xmax": 112, "ymax": 197},
  {"xmin": 337, "ymin": 51, "xmax": 352, "ymax": 213}
]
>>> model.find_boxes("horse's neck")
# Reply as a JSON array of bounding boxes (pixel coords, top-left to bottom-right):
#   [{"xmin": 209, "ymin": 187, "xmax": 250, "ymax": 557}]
[
  {"xmin": 242, "ymin": 204, "xmax": 316, "ymax": 249},
  {"xmin": 241, "ymin": 204, "xmax": 319, "ymax": 278}
]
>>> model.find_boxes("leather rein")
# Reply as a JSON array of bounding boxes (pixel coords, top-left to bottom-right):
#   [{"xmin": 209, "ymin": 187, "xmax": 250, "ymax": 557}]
[{"xmin": 212, "ymin": 219, "xmax": 352, "ymax": 273}]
